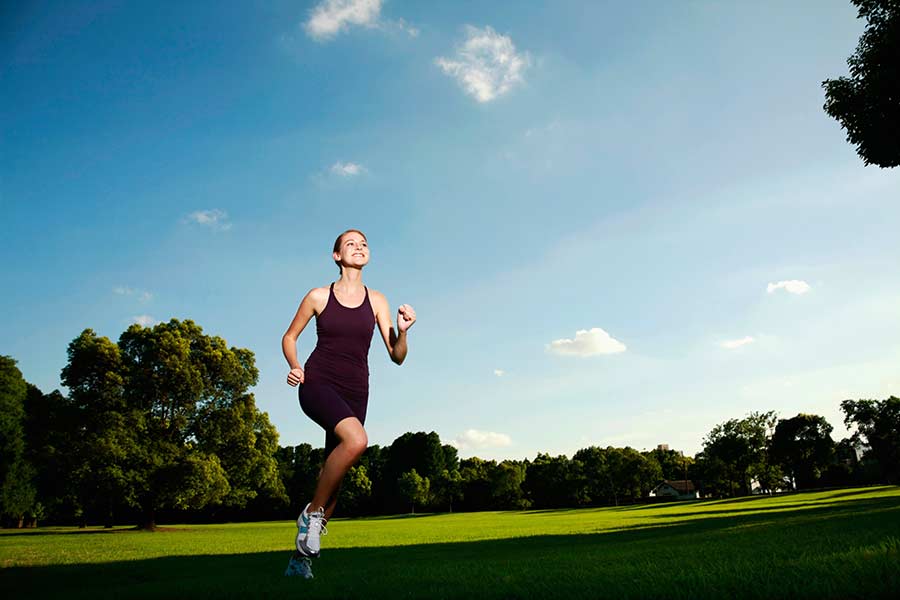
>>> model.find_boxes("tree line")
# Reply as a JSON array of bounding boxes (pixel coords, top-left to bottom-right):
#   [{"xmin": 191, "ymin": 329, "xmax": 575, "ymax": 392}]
[{"xmin": 2, "ymin": 320, "xmax": 898, "ymax": 528}]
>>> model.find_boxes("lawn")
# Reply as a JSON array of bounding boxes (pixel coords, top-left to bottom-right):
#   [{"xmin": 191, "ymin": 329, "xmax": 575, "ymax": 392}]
[{"xmin": 1, "ymin": 486, "xmax": 898, "ymax": 599}]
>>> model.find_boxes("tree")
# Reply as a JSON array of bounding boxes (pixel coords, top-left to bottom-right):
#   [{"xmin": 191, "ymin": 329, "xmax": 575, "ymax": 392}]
[
  {"xmin": 702, "ymin": 411, "xmax": 776, "ymax": 496},
  {"xmin": 1, "ymin": 356, "xmax": 37, "ymax": 527},
  {"xmin": 61, "ymin": 319, "xmax": 282, "ymax": 529},
  {"xmin": 458, "ymin": 457, "xmax": 495, "ymax": 511},
  {"xmin": 61, "ymin": 329, "xmax": 143, "ymax": 527},
  {"xmin": 397, "ymin": 469, "xmax": 429, "ymax": 514},
  {"xmin": 383, "ymin": 431, "xmax": 445, "ymax": 511},
  {"xmin": 191, "ymin": 394, "xmax": 287, "ymax": 511},
  {"xmin": 434, "ymin": 468, "xmax": 463, "ymax": 512},
  {"xmin": 276, "ymin": 443, "xmax": 325, "ymax": 516},
  {"xmin": 490, "ymin": 461, "xmax": 529, "ymax": 509},
  {"xmin": 841, "ymin": 396, "xmax": 900, "ymax": 483},
  {"xmin": 645, "ymin": 447, "xmax": 694, "ymax": 483},
  {"xmin": 822, "ymin": 0, "xmax": 900, "ymax": 167},
  {"xmin": 523, "ymin": 453, "xmax": 586, "ymax": 508},
  {"xmin": 22, "ymin": 386, "xmax": 68, "ymax": 525},
  {"xmin": 338, "ymin": 465, "xmax": 372, "ymax": 514},
  {"xmin": 770, "ymin": 414, "xmax": 835, "ymax": 489}
]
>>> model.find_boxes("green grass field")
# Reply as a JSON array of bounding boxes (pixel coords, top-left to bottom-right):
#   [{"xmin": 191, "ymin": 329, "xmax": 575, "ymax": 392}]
[{"xmin": 2, "ymin": 486, "xmax": 899, "ymax": 599}]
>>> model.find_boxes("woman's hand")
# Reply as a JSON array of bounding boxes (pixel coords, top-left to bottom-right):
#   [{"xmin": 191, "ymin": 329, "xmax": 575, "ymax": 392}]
[
  {"xmin": 287, "ymin": 367, "xmax": 305, "ymax": 386},
  {"xmin": 397, "ymin": 304, "xmax": 416, "ymax": 333}
]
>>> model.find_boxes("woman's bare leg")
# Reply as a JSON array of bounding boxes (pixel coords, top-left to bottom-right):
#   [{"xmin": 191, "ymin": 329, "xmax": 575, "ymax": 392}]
[{"xmin": 308, "ymin": 417, "xmax": 367, "ymax": 512}]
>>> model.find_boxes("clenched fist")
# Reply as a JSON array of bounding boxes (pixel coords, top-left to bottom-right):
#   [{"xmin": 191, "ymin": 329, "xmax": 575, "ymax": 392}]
[
  {"xmin": 398, "ymin": 304, "xmax": 416, "ymax": 333},
  {"xmin": 287, "ymin": 367, "xmax": 304, "ymax": 386}
]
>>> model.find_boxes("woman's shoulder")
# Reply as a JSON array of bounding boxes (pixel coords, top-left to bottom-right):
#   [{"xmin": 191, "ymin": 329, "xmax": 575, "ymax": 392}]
[{"xmin": 304, "ymin": 285, "xmax": 331, "ymax": 304}]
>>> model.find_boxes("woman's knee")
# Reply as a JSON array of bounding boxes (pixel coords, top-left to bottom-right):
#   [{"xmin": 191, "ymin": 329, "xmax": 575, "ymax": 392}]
[
  {"xmin": 335, "ymin": 418, "xmax": 367, "ymax": 458},
  {"xmin": 346, "ymin": 431, "xmax": 368, "ymax": 458}
]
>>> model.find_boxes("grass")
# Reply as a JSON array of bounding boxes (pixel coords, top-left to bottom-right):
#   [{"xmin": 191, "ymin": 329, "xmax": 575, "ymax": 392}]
[{"xmin": 1, "ymin": 486, "xmax": 899, "ymax": 598}]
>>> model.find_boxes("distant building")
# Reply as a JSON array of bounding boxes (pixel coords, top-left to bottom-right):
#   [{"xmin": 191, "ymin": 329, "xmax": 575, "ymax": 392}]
[
  {"xmin": 649, "ymin": 480, "xmax": 698, "ymax": 500},
  {"xmin": 657, "ymin": 444, "xmax": 669, "ymax": 451}
]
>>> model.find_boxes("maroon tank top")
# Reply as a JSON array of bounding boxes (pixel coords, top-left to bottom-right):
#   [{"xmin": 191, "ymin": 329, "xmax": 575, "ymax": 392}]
[{"xmin": 304, "ymin": 282, "xmax": 376, "ymax": 393}]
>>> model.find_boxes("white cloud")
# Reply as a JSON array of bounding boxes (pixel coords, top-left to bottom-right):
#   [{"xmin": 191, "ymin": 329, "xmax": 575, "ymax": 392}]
[
  {"xmin": 330, "ymin": 161, "xmax": 367, "ymax": 176},
  {"xmin": 494, "ymin": 369, "xmax": 505, "ymax": 377},
  {"xmin": 547, "ymin": 327, "xmax": 626, "ymax": 357},
  {"xmin": 303, "ymin": 0, "xmax": 417, "ymax": 41},
  {"xmin": 720, "ymin": 336, "xmax": 755, "ymax": 349},
  {"xmin": 113, "ymin": 286, "xmax": 153, "ymax": 303},
  {"xmin": 131, "ymin": 315, "xmax": 157, "ymax": 327},
  {"xmin": 435, "ymin": 25, "xmax": 530, "ymax": 103},
  {"xmin": 767, "ymin": 280, "xmax": 810, "ymax": 295},
  {"xmin": 185, "ymin": 209, "xmax": 232, "ymax": 231},
  {"xmin": 449, "ymin": 429, "xmax": 512, "ymax": 450}
]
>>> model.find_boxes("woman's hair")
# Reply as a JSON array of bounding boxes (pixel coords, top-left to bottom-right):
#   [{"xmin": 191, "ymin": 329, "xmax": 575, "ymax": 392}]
[{"xmin": 333, "ymin": 229, "xmax": 367, "ymax": 273}]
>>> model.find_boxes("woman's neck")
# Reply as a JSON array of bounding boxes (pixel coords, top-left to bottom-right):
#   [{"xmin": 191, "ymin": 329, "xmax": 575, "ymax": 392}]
[{"xmin": 337, "ymin": 269, "xmax": 364, "ymax": 289}]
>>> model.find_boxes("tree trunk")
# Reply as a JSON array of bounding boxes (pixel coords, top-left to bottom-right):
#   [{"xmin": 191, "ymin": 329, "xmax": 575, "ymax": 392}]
[{"xmin": 139, "ymin": 508, "xmax": 157, "ymax": 531}]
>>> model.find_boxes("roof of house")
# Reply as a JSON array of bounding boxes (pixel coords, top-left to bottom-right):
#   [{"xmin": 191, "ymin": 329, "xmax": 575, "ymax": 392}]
[{"xmin": 654, "ymin": 480, "xmax": 695, "ymax": 494}]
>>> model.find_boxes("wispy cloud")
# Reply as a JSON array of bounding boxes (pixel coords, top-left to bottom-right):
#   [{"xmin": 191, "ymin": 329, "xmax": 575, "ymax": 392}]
[
  {"xmin": 435, "ymin": 25, "xmax": 530, "ymax": 103},
  {"xmin": 131, "ymin": 315, "xmax": 157, "ymax": 327},
  {"xmin": 547, "ymin": 327, "xmax": 626, "ymax": 357},
  {"xmin": 304, "ymin": 0, "xmax": 417, "ymax": 41},
  {"xmin": 720, "ymin": 336, "xmax": 755, "ymax": 349},
  {"xmin": 494, "ymin": 369, "xmax": 506, "ymax": 377},
  {"xmin": 330, "ymin": 161, "xmax": 367, "ymax": 177},
  {"xmin": 767, "ymin": 280, "xmax": 810, "ymax": 295},
  {"xmin": 184, "ymin": 209, "xmax": 232, "ymax": 231},
  {"xmin": 449, "ymin": 429, "xmax": 512, "ymax": 451},
  {"xmin": 113, "ymin": 286, "xmax": 153, "ymax": 303}
]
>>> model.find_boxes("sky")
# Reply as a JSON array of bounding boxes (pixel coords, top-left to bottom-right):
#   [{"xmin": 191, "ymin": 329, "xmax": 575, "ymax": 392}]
[{"xmin": 2, "ymin": 0, "xmax": 898, "ymax": 461}]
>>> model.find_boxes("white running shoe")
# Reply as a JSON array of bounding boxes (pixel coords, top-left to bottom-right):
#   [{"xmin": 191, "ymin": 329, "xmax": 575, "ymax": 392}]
[{"xmin": 295, "ymin": 503, "xmax": 327, "ymax": 557}]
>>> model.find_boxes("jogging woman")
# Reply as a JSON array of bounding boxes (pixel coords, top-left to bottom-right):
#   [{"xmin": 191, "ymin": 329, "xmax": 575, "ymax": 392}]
[{"xmin": 282, "ymin": 229, "xmax": 416, "ymax": 577}]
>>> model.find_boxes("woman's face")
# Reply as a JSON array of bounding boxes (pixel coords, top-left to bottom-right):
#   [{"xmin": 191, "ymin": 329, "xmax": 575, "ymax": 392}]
[{"xmin": 335, "ymin": 232, "xmax": 369, "ymax": 269}]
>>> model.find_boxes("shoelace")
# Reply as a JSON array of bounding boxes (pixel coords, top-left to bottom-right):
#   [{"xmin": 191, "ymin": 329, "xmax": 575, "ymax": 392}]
[{"xmin": 309, "ymin": 508, "xmax": 328, "ymax": 537}]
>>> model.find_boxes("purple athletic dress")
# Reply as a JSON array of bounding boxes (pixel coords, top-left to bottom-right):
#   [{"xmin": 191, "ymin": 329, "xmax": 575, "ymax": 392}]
[{"xmin": 299, "ymin": 282, "xmax": 376, "ymax": 455}]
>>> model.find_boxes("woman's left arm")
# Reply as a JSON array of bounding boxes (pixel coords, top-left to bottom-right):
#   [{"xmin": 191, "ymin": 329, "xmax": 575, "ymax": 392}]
[{"xmin": 372, "ymin": 290, "xmax": 415, "ymax": 365}]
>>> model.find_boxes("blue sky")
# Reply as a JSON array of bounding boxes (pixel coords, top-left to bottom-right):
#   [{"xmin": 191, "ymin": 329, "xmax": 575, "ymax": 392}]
[{"xmin": 3, "ymin": 0, "xmax": 898, "ymax": 460}]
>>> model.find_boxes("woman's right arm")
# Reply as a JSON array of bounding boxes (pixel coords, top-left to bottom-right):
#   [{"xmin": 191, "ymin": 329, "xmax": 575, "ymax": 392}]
[{"xmin": 282, "ymin": 288, "xmax": 321, "ymax": 386}]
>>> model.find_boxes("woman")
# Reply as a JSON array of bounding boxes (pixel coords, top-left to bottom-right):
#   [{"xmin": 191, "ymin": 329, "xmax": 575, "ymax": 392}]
[{"xmin": 282, "ymin": 229, "xmax": 416, "ymax": 576}]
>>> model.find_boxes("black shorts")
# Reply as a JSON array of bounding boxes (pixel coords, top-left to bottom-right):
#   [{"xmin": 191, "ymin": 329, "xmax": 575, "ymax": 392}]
[{"xmin": 298, "ymin": 382, "xmax": 368, "ymax": 456}]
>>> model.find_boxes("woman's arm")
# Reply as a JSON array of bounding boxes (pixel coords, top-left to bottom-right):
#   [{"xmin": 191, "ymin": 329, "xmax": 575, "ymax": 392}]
[
  {"xmin": 371, "ymin": 290, "xmax": 416, "ymax": 365},
  {"xmin": 282, "ymin": 288, "xmax": 323, "ymax": 382}
]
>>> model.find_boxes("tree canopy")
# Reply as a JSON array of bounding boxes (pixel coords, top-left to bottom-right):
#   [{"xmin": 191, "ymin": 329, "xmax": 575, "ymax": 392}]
[
  {"xmin": 822, "ymin": 0, "xmax": 900, "ymax": 167},
  {"xmin": 59, "ymin": 320, "xmax": 286, "ymax": 529}
]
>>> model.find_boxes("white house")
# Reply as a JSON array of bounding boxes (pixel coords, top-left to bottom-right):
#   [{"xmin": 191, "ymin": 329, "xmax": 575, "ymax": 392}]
[{"xmin": 649, "ymin": 480, "xmax": 699, "ymax": 500}]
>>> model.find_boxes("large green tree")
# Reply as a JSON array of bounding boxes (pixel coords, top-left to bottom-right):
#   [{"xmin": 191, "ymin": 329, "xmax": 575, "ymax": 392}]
[
  {"xmin": 841, "ymin": 396, "xmax": 900, "ymax": 483},
  {"xmin": 62, "ymin": 319, "xmax": 285, "ymax": 529},
  {"xmin": 383, "ymin": 431, "xmax": 446, "ymax": 510},
  {"xmin": 490, "ymin": 460, "xmax": 529, "ymax": 509},
  {"xmin": 397, "ymin": 469, "xmax": 429, "ymax": 514},
  {"xmin": 701, "ymin": 411, "xmax": 776, "ymax": 496},
  {"xmin": 770, "ymin": 414, "xmax": 835, "ymax": 489},
  {"xmin": 61, "ymin": 331, "xmax": 140, "ymax": 527},
  {"xmin": 338, "ymin": 465, "xmax": 373, "ymax": 515},
  {"xmin": 822, "ymin": 0, "xmax": 900, "ymax": 167},
  {"xmin": 523, "ymin": 453, "xmax": 587, "ymax": 508},
  {"xmin": 645, "ymin": 447, "xmax": 694, "ymax": 483},
  {"xmin": 0, "ymin": 356, "xmax": 37, "ymax": 527}
]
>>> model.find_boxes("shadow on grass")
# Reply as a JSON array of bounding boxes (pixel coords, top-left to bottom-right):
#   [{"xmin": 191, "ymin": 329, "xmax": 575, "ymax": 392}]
[{"xmin": 2, "ymin": 496, "xmax": 899, "ymax": 599}]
